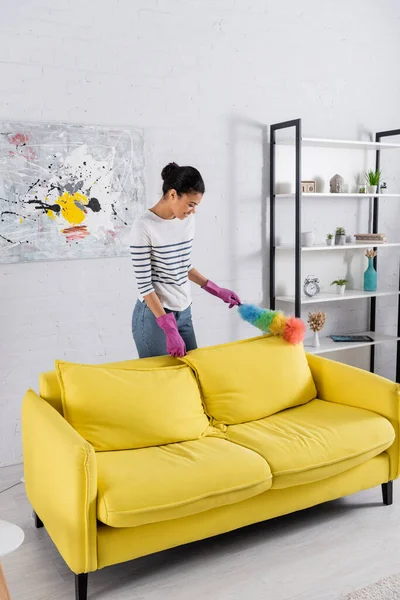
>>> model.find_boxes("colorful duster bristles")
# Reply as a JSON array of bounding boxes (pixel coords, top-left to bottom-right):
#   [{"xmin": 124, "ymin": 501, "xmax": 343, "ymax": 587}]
[{"xmin": 238, "ymin": 304, "xmax": 305, "ymax": 345}]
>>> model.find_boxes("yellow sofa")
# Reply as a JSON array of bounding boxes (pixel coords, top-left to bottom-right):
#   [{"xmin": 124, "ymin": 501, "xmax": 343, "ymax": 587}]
[{"xmin": 21, "ymin": 335, "xmax": 400, "ymax": 600}]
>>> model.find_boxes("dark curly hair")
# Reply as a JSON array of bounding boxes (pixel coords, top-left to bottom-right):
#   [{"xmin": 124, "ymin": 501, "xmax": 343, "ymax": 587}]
[{"xmin": 161, "ymin": 162, "xmax": 205, "ymax": 196}]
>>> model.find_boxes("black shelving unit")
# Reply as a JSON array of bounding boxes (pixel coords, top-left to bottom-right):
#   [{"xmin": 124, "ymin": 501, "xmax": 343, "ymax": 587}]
[{"xmin": 269, "ymin": 118, "xmax": 400, "ymax": 381}]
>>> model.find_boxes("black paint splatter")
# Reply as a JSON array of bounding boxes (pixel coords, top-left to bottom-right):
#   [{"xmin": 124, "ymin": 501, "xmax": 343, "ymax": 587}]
[
  {"xmin": 27, "ymin": 199, "xmax": 61, "ymax": 215},
  {"xmin": 26, "ymin": 178, "xmax": 40, "ymax": 194},
  {"xmin": 111, "ymin": 203, "xmax": 128, "ymax": 226},
  {"xmin": 0, "ymin": 233, "xmax": 16, "ymax": 244},
  {"xmin": 87, "ymin": 197, "xmax": 101, "ymax": 213},
  {"xmin": 1, "ymin": 210, "xmax": 25, "ymax": 221}
]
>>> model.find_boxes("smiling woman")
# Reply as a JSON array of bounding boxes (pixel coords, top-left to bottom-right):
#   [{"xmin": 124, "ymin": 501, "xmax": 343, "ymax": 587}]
[{"xmin": 130, "ymin": 162, "xmax": 242, "ymax": 359}]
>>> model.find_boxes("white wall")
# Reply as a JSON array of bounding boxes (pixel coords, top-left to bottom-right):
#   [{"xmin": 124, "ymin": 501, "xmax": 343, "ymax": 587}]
[{"xmin": 1, "ymin": 0, "xmax": 400, "ymax": 466}]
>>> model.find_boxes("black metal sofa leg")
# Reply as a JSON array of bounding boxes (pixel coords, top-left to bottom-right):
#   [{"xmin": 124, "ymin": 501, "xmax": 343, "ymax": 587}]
[
  {"xmin": 382, "ymin": 481, "xmax": 393, "ymax": 505},
  {"xmin": 75, "ymin": 574, "xmax": 88, "ymax": 600},
  {"xmin": 33, "ymin": 511, "xmax": 44, "ymax": 528}
]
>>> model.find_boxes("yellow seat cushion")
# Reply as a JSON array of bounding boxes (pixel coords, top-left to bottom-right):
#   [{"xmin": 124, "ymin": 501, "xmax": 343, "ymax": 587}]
[
  {"xmin": 96, "ymin": 437, "xmax": 272, "ymax": 528},
  {"xmin": 56, "ymin": 361, "xmax": 211, "ymax": 451},
  {"xmin": 41, "ymin": 355, "xmax": 180, "ymax": 414},
  {"xmin": 182, "ymin": 335, "xmax": 317, "ymax": 425},
  {"xmin": 226, "ymin": 399, "xmax": 395, "ymax": 489}
]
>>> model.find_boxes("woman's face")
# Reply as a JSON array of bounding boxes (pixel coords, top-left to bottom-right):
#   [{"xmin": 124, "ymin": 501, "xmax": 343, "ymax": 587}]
[{"xmin": 168, "ymin": 191, "xmax": 203, "ymax": 220}]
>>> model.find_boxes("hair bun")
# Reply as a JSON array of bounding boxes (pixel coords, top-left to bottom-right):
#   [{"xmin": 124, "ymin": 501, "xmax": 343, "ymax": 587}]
[{"xmin": 161, "ymin": 162, "xmax": 179, "ymax": 181}]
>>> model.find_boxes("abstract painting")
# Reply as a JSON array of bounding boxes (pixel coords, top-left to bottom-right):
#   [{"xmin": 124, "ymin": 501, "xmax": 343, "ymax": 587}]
[{"xmin": 0, "ymin": 122, "xmax": 145, "ymax": 263}]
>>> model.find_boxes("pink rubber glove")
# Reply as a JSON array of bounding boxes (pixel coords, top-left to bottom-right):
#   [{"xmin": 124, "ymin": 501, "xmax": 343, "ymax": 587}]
[
  {"xmin": 202, "ymin": 280, "xmax": 241, "ymax": 309},
  {"xmin": 156, "ymin": 313, "xmax": 186, "ymax": 357}
]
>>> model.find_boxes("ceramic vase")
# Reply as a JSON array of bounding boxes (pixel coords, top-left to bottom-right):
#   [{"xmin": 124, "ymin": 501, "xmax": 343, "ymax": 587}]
[
  {"xmin": 364, "ymin": 257, "xmax": 377, "ymax": 292},
  {"xmin": 337, "ymin": 285, "xmax": 346, "ymax": 295},
  {"xmin": 335, "ymin": 234, "xmax": 346, "ymax": 245},
  {"xmin": 312, "ymin": 331, "xmax": 320, "ymax": 348},
  {"xmin": 301, "ymin": 232, "xmax": 314, "ymax": 247},
  {"xmin": 367, "ymin": 185, "xmax": 378, "ymax": 195}
]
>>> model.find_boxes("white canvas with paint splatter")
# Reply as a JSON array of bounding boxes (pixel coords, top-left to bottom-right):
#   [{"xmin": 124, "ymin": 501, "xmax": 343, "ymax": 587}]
[{"xmin": 0, "ymin": 122, "xmax": 145, "ymax": 263}]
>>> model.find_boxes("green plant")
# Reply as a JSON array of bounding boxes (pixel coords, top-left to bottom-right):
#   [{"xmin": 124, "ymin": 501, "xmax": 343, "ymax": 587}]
[
  {"xmin": 327, "ymin": 233, "xmax": 333, "ymax": 239},
  {"xmin": 335, "ymin": 227, "xmax": 345, "ymax": 235},
  {"xmin": 365, "ymin": 169, "xmax": 382, "ymax": 186},
  {"xmin": 331, "ymin": 279, "xmax": 348, "ymax": 286}
]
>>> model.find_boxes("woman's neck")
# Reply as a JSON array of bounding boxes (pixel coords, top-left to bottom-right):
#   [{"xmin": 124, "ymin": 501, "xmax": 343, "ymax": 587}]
[{"xmin": 150, "ymin": 198, "xmax": 175, "ymax": 220}]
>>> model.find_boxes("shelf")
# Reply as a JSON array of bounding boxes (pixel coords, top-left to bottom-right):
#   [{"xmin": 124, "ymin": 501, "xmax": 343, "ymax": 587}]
[
  {"xmin": 275, "ymin": 193, "xmax": 400, "ymax": 199},
  {"xmin": 277, "ymin": 137, "xmax": 400, "ymax": 150},
  {"xmin": 276, "ymin": 243, "xmax": 400, "ymax": 252},
  {"xmin": 305, "ymin": 332, "xmax": 400, "ymax": 355},
  {"xmin": 276, "ymin": 289, "xmax": 400, "ymax": 305}
]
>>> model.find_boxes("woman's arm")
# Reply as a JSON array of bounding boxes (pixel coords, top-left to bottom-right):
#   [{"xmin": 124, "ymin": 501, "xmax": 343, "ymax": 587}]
[
  {"xmin": 189, "ymin": 268, "xmax": 241, "ymax": 308},
  {"xmin": 143, "ymin": 291, "xmax": 186, "ymax": 357},
  {"xmin": 188, "ymin": 267, "xmax": 208, "ymax": 287},
  {"xmin": 143, "ymin": 291, "xmax": 166, "ymax": 318},
  {"xmin": 130, "ymin": 221, "xmax": 167, "ymax": 319}
]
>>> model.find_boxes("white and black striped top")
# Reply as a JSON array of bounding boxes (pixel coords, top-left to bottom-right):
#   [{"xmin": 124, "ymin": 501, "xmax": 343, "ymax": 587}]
[{"xmin": 129, "ymin": 210, "xmax": 195, "ymax": 311}]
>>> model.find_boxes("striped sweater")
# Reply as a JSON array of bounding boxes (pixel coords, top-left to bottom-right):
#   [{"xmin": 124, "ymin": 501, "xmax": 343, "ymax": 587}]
[{"xmin": 129, "ymin": 210, "xmax": 195, "ymax": 311}]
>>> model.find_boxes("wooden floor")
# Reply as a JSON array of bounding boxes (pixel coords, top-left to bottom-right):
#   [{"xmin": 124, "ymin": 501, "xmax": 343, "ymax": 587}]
[{"xmin": 1, "ymin": 463, "xmax": 399, "ymax": 600}]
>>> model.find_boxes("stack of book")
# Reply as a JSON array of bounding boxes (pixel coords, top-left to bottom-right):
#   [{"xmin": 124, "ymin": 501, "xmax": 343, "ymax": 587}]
[{"xmin": 354, "ymin": 233, "xmax": 387, "ymax": 244}]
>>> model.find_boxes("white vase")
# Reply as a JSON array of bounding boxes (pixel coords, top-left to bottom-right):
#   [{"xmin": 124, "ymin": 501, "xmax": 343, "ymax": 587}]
[
  {"xmin": 337, "ymin": 284, "xmax": 346, "ymax": 295},
  {"xmin": 312, "ymin": 331, "xmax": 320, "ymax": 348},
  {"xmin": 326, "ymin": 238, "xmax": 333, "ymax": 246},
  {"xmin": 301, "ymin": 231, "xmax": 314, "ymax": 247},
  {"xmin": 367, "ymin": 185, "xmax": 378, "ymax": 194}
]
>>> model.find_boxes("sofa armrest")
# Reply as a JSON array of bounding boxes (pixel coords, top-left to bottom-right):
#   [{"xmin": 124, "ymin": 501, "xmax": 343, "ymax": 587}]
[
  {"xmin": 307, "ymin": 353, "xmax": 400, "ymax": 480},
  {"xmin": 22, "ymin": 389, "xmax": 97, "ymax": 574}
]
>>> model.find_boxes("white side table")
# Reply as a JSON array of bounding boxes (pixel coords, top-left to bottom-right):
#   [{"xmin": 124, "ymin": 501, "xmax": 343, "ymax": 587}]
[{"xmin": 0, "ymin": 520, "xmax": 24, "ymax": 600}]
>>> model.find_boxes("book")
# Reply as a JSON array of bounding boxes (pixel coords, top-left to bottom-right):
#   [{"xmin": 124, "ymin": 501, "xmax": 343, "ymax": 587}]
[
  {"xmin": 354, "ymin": 235, "xmax": 387, "ymax": 243},
  {"xmin": 355, "ymin": 239, "xmax": 386, "ymax": 244},
  {"xmin": 330, "ymin": 335, "xmax": 374, "ymax": 343}
]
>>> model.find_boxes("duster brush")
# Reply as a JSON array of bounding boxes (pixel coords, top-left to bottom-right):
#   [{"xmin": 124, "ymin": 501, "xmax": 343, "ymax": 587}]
[{"xmin": 238, "ymin": 304, "xmax": 305, "ymax": 345}]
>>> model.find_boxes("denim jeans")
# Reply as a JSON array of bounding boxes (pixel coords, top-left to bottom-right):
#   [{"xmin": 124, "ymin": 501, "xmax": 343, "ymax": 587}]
[{"xmin": 132, "ymin": 300, "xmax": 198, "ymax": 358}]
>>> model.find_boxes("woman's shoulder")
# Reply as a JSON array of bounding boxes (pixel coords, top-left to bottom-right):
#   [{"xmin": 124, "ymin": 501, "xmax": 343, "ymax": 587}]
[
  {"xmin": 185, "ymin": 214, "xmax": 195, "ymax": 234},
  {"xmin": 129, "ymin": 211, "xmax": 152, "ymax": 245}
]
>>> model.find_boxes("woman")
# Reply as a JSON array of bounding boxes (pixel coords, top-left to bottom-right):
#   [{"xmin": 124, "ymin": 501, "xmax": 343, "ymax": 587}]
[{"xmin": 130, "ymin": 162, "xmax": 241, "ymax": 358}]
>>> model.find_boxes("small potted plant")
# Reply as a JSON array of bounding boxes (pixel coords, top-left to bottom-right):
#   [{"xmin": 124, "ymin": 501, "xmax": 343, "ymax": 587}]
[
  {"xmin": 365, "ymin": 169, "xmax": 381, "ymax": 195},
  {"xmin": 326, "ymin": 233, "xmax": 333, "ymax": 246},
  {"xmin": 307, "ymin": 310, "xmax": 327, "ymax": 348},
  {"xmin": 335, "ymin": 227, "xmax": 346, "ymax": 245},
  {"xmin": 331, "ymin": 278, "xmax": 348, "ymax": 295}
]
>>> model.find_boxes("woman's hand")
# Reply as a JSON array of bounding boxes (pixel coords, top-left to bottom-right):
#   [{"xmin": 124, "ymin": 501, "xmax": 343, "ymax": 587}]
[
  {"xmin": 156, "ymin": 313, "xmax": 186, "ymax": 357},
  {"xmin": 202, "ymin": 280, "xmax": 241, "ymax": 308}
]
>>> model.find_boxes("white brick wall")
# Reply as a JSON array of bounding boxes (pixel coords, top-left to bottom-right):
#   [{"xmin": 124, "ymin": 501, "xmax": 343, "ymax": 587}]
[{"xmin": 1, "ymin": 0, "xmax": 400, "ymax": 465}]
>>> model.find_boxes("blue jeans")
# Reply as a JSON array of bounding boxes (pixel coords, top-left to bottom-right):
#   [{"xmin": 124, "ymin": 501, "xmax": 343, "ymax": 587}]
[{"xmin": 132, "ymin": 300, "xmax": 198, "ymax": 358}]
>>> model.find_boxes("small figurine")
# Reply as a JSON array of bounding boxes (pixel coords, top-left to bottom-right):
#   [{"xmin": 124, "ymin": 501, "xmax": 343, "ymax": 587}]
[
  {"xmin": 380, "ymin": 182, "xmax": 387, "ymax": 194},
  {"xmin": 330, "ymin": 174, "xmax": 344, "ymax": 193}
]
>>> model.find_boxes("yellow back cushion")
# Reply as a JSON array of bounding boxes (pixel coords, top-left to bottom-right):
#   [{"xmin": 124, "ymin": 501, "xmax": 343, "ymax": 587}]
[
  {"xmin": 56, "ymin": 361, "xmax": 211, "ymax": 451},
  {"xmin": 41, "ymin": 355, "xmax": 180, "ymax": 414},
  {"xmin": 181, "ymin": 335, "xmax": 317, "ymax": 425}
]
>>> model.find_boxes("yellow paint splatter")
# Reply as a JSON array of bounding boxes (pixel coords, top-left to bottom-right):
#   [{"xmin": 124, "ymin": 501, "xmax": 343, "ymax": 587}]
[
  {"xmin": 19, "ymin": 217, "xmax": 23, "ymax": 224},
  {"xmin": 53, "ymin": 191, "xmax": 89, "ymax": 225},
  {"xmin": 47, "ymin": 210, "xmax": 55, "ymax": 221}
]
